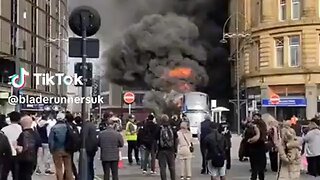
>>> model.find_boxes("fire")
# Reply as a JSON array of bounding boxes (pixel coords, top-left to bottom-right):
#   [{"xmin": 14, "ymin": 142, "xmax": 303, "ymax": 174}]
[
  {"xmin": 168, "ymin": 67, "xmax": 192, "ymax": 78},
  {"xmin": 179, "ymin": 83, "xmax": 191, "ymax": 91}
]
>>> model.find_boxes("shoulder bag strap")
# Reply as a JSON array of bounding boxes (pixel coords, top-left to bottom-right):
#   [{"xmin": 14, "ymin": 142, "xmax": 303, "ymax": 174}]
[{"xmin": 182, "ymin": 133, "xmax": 190, "ymax": 146}]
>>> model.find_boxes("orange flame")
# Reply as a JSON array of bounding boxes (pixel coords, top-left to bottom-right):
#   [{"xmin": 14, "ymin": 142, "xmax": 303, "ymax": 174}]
[{"xmin": 168, "ymin": 67, "xmax": 192, "ymax": 78}]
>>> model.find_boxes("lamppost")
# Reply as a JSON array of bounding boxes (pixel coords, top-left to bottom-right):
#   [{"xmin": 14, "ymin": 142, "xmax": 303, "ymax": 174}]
[{"xmin": 220, "ymin": 1, "xmax": 251, "ymax": 134}]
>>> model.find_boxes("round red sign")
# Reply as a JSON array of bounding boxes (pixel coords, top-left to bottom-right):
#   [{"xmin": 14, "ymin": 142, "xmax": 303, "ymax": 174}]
[
  {"xmin": 123, "ymin": 92, "xmax": 135, "ymax": 104},
  {"xmin": 270, "ymin": 94, "xmax": 280, "ymax": 105}
]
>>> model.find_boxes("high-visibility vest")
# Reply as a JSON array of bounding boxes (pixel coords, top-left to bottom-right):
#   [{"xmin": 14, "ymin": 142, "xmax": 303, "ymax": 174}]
[{"xmin": 125, "ymin": 121, "xmax": 137, "ymax": 141}]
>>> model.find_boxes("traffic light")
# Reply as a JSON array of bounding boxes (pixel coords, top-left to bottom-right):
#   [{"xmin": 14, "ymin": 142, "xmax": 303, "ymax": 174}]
[
  {"xmin": 91, "ymin": 77, "xmax": 100, "ymax": 109},
  {"xmin": 74, "ymin": 62, "xmax": 92, "ymax": 86},
  {"xmin": 0, "ymin": 58, "xmax": 16, "ymax": 83}
]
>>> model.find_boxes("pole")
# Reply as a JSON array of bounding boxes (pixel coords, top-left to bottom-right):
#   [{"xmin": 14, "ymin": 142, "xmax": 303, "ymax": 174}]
[
  {"xmin": 274, "ymin": 106, "xmax": 277, "ymax": 119},
  {"xmin": 98, "ymin": 76, "xmax": 102, "ymax": 119},
  {"xmin": 128, "ymin": 104, "xmax": 132, "ymax": 114},
  {"xmin": 14, "ymin": 49, "xmax": 21, "ymax": 112},
  {"xmin": 236, "ymin": 0, "xmax": 241, "ymax": 135},
  {"xmin": 79, "ymin": 11, "xmax": 88, "ymax": 180}
]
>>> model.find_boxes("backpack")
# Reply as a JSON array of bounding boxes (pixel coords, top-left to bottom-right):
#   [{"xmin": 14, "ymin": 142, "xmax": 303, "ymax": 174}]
[
  {"xmin": 159, "ymin": 125, "xmax": 174, "ymax": 148},
  {"xmin": 18, "ymin": 131, "xmax": 40, "ymax": 162},
  {"xmin": 64, "ymin": 123, "xmax": 81, "ymax": 153},
  {"xmin": 211, "ymin": 133, "xmax": 225, "ymax": 168}
]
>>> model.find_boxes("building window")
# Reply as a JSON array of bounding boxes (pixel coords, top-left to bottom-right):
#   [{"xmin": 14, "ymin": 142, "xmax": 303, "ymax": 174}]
[
  {"xmin": 275, "ymin": 37, "xmax": 284, "ymax": 67},
  {"xmin": 289, "ymin": 35, "xmax": 300, "ymax": 67},
  {"xmin": 291, "ymin": 0, "xmax": 300, "ymax": 20},
  {"xmin": 279, "ymin": 0, "xmax": 286, "ymax": 21}
]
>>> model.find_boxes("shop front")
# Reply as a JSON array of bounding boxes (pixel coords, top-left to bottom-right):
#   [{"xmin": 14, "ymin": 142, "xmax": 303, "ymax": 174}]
[{"xmin": 261, "ymin": 97, "xmax": 307, "ymax": 121}]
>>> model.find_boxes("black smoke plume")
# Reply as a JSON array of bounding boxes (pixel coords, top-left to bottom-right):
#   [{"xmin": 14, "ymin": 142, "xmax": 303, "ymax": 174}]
[
  {"xmin": 105, "ymin": 14, "xmax": 208, "ymax": 89},
  {"xmin": 101, "ymin": 0, "xmax": 229, "ymax": 114}
]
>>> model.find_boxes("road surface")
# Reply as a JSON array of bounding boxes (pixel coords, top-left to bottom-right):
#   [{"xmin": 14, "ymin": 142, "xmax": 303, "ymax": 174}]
[{"xmin": 22, "ymin": 135, "xmax": 312, "ymax": 180}]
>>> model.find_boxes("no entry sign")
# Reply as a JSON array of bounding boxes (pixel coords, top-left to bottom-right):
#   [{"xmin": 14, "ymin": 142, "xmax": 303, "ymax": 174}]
[
  {"xmin": 123, "ymin": 92, "xmax": 135, "ymax": 104},
  {"xmin": 270, "ymin": 94, "xmax": 280, "ymax": 105}
]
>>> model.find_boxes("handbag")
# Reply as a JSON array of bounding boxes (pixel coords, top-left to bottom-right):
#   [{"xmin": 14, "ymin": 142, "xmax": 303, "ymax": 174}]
[{"xmin": 182, "ymin": 133, "xmax": 194, "ymax": 153}]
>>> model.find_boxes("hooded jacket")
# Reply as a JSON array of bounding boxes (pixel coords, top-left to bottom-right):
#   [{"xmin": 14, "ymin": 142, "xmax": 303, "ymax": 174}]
[
  {"xmin": 303, "ymin": 125, "xmax": 320, "ymax": 157},
  {"xmin": 277, "ymin": 127, "xmax": 301, "ymax": 180}
]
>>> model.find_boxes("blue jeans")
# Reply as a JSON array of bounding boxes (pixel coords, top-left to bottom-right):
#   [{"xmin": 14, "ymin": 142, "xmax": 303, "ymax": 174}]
[
  {"xmin": 140, "ymin": 146, "xmax": 150, "ymax": 169},
  {"xmin": 87, "ymin": 154, "xmax": 95, "ymax": 180}
]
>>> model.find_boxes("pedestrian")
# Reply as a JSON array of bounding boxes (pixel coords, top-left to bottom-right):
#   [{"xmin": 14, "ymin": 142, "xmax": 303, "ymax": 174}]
[
  {"xmin": 219, "ymin": 117, "xmax": 232, "ymax": 170},
  {"xmin": 65, "ymin": 112, "xmax": 80, "ymax": 180},
  {"xmin": 98, "ymin": 118, "xmax": 124, "ymax": 180},
  {"xmin": 0, "ymin": 114, "xmax": 8, "ymax": 129},
  {"xmin": 140, "ymin": 114, "xmax": 158, "ymax": 174},
  {"xmin": 157, "ymin": 114, "xmax": 177, "ymax": 180},
  {"xmin": 36, "ymin": 114, "xmax": 55, "ymax": 175},
  {"xmin": 125, "ymin": 114, "xmax": 140, "ymax": 165},
  {"xmin": 0, "ymin": 129, "xmax": 12, "ymax": 178},
  {"xmin": 247, "ymin": 113, "xmax": 267, "ymax": 180},
  {"xmin": 16, "ymin": 115, "xmax": 42, "ymax": 180},
  {"xmin": 302, "ymin": 118, "xmax": 320, "ymax": 177},
  {"xmin": 137, "ymin": 117, "xmax": 147, "ymax": 170},
  {"xmin": 0, "ymin": 111, "xmax": 22, "ymax": 180},
  {"xmin": 205, "ymin": 122, "xmax": 227, "ymax": 180},
  {"xmin": 170, "ymin": 115, "xmax": 182, "ymax": 134},
  {"xmin": 48, "ymin": 112, "xmax": 74, "ymax": 180},
  {"xmin": 109, "ymin": 113, "xmax": 122, "ymax": 132},
  {"xmin": 263, "ymin": 113, "xmax": 279, "ymax": 172},
  {"xmin": 80, "ymin": 116, "xmax": 99, "ymax": 180},
  {"xmin": 177, "ymin": 121, "xmax": 193, "ymax": 180},
  {"xmin": 74, "ymin": 116, "xmax": 82, "ymax": 132},
  {"xmin": 198, "ymin": 114, "xmax": 212, "ymax": 174},
  {"xmin": 239, "ymin": 118, "xmax": 253, "ymax": 162},
  {"xmin": 275, "ymin": 122, "xmax": 301, "ymax": 180}
]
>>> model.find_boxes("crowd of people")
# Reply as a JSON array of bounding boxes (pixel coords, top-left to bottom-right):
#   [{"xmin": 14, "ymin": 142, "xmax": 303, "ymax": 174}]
[
  {"xmin": 239, "ymin": 113, "xmax": 320, "ymax": 180},
  {"xmin": 1, "ymin": 109, "xmax": 320, "ymax": 180}
]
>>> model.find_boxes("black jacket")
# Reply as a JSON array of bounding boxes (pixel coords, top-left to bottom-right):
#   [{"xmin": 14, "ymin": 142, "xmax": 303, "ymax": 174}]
[
  {"xmin": 17, "ymin": 129, "xmax": 42, "ymax": 163},
  {"xmin": 0, "ymin": 131, "xmax": 11, "ymax": 161},
  {"xmin": 170, "ymin": 119, "xmax": 182, "ymax": 134},
  {"xmin": 219, "ymin": 122, "xmax": 232, "ymax": 149},
  {"xmin": 204, "ymin": 130, "xmax": 227, "ymax": 160},
  {"xmin": 200, "ymin": 119, "xmax": 212, "ymax": 142},
  {"xmin": 138, "ymin": 121, "xmax": 159, "ymax": 150},
  {"xmin": 81, "ymin": 121, "xmax": 98, "ymax": 155}
]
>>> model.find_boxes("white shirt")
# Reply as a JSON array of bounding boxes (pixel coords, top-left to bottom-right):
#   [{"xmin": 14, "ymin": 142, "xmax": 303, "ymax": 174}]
[
  {"xmin": 1, "ymin": 123, "xmax": 22, "ymax": 156},
  {"xmin": 47, "ymin": 119, "xmax": 57, "ymax": 137}
]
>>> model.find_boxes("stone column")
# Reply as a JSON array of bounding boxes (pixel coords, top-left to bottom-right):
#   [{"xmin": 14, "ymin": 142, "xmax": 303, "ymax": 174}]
[
  {"xmin": 260, "ymin": 84, "xmax": 268, "ymax": 114},
  {"xmin": 305, "ymin": 84, "xmax": 317, "ymax": 119}
]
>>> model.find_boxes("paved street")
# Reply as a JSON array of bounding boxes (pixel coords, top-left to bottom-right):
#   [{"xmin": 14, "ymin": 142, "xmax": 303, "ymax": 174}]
[{"xmin": 27, "ymin": 135, "xmax": 314, "ymax": 180}]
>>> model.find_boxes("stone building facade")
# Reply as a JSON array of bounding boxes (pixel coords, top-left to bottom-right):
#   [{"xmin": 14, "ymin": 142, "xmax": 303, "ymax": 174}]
[{"xmin": 230, "ymin": 0, "xmax": 320, "ymax": 120}]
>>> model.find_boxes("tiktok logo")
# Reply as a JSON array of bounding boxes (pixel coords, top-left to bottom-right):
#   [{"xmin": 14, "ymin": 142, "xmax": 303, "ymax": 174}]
[{"xmin": 8, "ymin": 68, "xmax": 30, "ymax": 89}]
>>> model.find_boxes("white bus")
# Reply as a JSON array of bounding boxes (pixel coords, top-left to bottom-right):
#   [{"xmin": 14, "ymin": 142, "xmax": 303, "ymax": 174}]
[{"xmin": 182, "ymin": 92, "xmax": 210, "ymax": 136}]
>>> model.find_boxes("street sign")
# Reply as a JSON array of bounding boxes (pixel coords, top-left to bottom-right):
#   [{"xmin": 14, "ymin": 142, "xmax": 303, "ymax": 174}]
[
  {"xmin": 270, "ymin": 94, "xmax": 280, "ymax": 105},
  {"xmin": 123, "ymin": 92, "xmax": 135, "ymax": 104}
]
